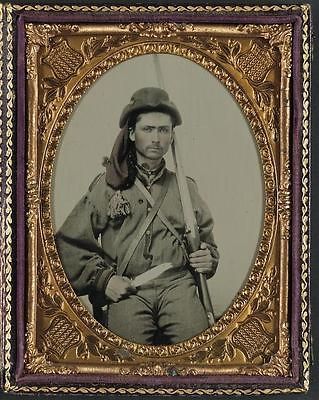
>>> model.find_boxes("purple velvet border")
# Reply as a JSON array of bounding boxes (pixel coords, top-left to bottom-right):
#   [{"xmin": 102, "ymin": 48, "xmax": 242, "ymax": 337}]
[
  {"xmin": 19, "ymin": 10, "xmax": 301, "ymax": 24},
  {"xmin": 291, "ymin": 15, "xmax": 303, "ymax": 383},
  {"xmin": 16, "ymin": 14, "xmax": 27, "ymax": 381},
  {"xmin": 14, "ymin": 9, "xmax": 305, "ymax": 389}
]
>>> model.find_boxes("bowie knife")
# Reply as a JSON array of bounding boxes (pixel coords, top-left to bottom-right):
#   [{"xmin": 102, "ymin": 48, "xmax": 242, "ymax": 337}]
[{"xmin": 132, "ymin": 262, "xmax": 173, "ymax": 288}]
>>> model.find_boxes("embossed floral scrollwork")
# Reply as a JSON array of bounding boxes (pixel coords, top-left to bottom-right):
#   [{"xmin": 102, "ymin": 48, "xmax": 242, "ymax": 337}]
[
  {"xmin": 26, "ymin": 24, "xmax": 79, "ymax": 50},
  {"xmin": 182, "ymin": 34, "xmax": 279, "ymax": 139},
  {"xmin": 120, "ymin": 362, "xmax": 198, "ymax": 376},
  {"xmin": 278, "ymin": 160, "xmax": 291, "ymax": 240},
  {"xmin": 25, "ymin": 324, "xmax": 76, "ymax": 374},
  {"xmin": 10, "ymin": 2, "xmax": 307, "ymax": 391},
  {"xmin": 75, "ymin": 335, "xmax": 134, "ymax": 362},
  {"xmin": 230, "ymin": 266, "xmax": 279, "ymax": 363},
  {"xmin": 37, "ymin": 257, "xmax": 129, "ymax": 364},
  {"xmin": 186, "ymin": 36, "xmax": 242, "ymax": 68},
  {"xmin": 120, "ymin": 22, "xmax": 192, "ymax": 38},
  {"xmin": 40, "ymin": 42, "xmax": 277, "ymax": 361},
  {"xmin": 39, "ymin": 41, "xmax": 84, "ymax": 139},
  {"xmin": 189, "ymin": 337, "xmax": 236, "ymax": 364},
  {"xmin": 37, "ymin": 257, "xmax": 64, "ymax": 316},
  {"xmin": 26, "ymin": 161, "xmax": 40, "ymax": 231},
  {"xmin": 40, "ymin": 315, "xmax": 81, "ymax": 360},
  {"xmin": 190, "ymin": 266, "xmax": 278, "ymax": 364},
  {"xmin": 237, "ymin": 24, "xmax": 292, "ymax": 78},
  {"xmin": 239, "ymin": 322, "xmax": 291, "ymax": 376},
  {"xmin": 250, "ymin": 265, "xmax": 279, "ymax": 321},
  {"xmin": 38, "ymin": 78, "xmax": 67, "ymax": 141},
  {"xmin": 81, "ymin": 35, "xmax": 133, "ymax": 63},
  {"xmin": 190, "ymin": 266, "xmax": 279, "ymax": 365},
  {"xmin": 236, "ymin": 41, "xmax": 278, "ymax": 139},
  {"xmin": 235, "ymin": 25, "xmax": 292, "ymax": 142},
  {"xmin": 26, "ymin": 24, "xmax": 79, "ymax": 81},
  {"xmin": 26, "ymin": 24, "xmax": 83, "ymax": 139},
  {"xmin": 25, "ymin": 18, "xmax": 287, "ymax": 375}
]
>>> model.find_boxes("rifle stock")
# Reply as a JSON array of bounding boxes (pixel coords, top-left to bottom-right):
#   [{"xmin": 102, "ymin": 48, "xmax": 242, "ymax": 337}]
[{"xmin": 198, "ymin": 273, "xmax": 215, "ymax": 326}]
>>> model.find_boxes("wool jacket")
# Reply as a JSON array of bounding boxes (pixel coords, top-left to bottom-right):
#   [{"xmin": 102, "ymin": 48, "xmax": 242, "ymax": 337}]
[{"xmin": 55, "ymin": 167, "xmax": 219, "ymax": 307}]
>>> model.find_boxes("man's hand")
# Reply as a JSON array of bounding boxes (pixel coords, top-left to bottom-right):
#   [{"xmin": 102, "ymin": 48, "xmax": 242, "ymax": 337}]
[
  {"xmin": 105, "ymin": 276, "xmax": 136, "ymax": 302},
  {"xmin": 189, "ymin": 242, "xmax": 217, "ymax": 275}
]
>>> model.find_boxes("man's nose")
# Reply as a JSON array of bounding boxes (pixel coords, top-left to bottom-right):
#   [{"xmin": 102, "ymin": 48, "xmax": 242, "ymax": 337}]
[{"xmin": 151, "ymin": 129, "xmax": 160, "ymax": 142}]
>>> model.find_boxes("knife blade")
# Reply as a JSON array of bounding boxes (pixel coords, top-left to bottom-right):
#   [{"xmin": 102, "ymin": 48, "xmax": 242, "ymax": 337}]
[{"xmin": 132, "ymin": 262, "xmax": 173, "ymax": 288}]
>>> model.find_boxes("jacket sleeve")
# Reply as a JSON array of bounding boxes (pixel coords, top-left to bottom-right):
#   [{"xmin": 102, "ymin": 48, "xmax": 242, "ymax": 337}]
[
  {"xmin": 55, "ymin": 173, "xmax": 115, "ymax": 303},
  {"xmin": 187, "ymin": 178, "xmax": 220, "ymax": 279}
]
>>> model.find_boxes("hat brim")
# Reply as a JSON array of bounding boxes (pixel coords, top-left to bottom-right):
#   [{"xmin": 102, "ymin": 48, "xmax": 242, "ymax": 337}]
[{"xmin": 119, "ymin": 103, "xmax": 182, "ymax": 128}]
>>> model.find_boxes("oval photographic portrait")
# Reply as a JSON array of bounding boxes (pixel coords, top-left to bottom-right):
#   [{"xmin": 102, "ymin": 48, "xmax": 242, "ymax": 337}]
[{"xmin": 53, "ymin": 54, "xmax": 263, "ymax": 345}]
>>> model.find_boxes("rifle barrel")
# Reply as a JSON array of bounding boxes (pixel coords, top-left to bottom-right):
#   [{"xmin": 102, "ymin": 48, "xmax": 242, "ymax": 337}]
[{"xmin": 171, "ymin": 135, "xmax": 215, "ymax": 326}]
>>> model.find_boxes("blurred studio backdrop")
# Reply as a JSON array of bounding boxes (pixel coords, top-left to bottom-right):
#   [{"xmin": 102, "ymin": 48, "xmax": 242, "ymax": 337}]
[{"xmin": 52, "ymin": 54, "xmax": 264, "ymax": 320}]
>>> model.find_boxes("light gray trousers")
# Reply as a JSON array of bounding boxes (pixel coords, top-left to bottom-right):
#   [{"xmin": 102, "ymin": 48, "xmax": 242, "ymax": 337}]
[{"xmin": 106, "ymin": 270, "xmax": 209, "ymax": 345}]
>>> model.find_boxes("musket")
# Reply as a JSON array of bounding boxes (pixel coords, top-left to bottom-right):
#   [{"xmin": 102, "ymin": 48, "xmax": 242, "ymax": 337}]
[
  {"xmin": 171, "ymin": 137, "xmax": 215, "ymax": 326},
  {"xmin": 152, "ymin": 55, "xmax": 215, "ymax": 326}
]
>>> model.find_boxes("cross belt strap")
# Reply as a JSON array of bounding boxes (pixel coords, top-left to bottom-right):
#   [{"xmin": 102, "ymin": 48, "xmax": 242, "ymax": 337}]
[
  {"xmin": 117, "ymin": 174, "xmax": 171, "ymax": 276},
  {"xmin": 135, "ymin": 177, "xmax": 189, "ymax": 259}
]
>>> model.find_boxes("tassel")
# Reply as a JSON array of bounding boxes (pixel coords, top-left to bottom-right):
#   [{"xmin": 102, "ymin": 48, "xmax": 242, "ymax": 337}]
[
  {"xmin": 102, "ymin": 156, "xmax": 111, "ymax": 167},
  {"xmin": 108, "ymin": 190, "xmax": 131, "ymax": 220}
]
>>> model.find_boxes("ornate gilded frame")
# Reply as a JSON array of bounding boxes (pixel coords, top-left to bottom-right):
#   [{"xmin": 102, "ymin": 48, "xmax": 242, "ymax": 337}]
[{"xmin": 0, "ymin": 3, "xmax": 311, "ymax": 396}]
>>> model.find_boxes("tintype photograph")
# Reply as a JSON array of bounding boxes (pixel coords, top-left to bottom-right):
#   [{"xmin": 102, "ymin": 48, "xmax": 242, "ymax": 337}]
[
  {"xmin": 53, "ymin": 54, "xmax": 262, "ymax": 344},
  {"xmin": 0, "ymin": 2, "xmax": 313, "ymax": 397}
]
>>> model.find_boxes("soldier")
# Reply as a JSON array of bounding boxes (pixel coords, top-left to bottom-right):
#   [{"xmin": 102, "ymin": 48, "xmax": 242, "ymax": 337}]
[{"xmin": 55, "ymin": 87, "xmax": 219, "ymax": 345}]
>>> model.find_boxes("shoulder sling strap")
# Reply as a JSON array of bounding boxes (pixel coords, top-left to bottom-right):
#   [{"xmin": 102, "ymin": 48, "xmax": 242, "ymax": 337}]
[
  {"xmin": 135, "ymin": 177, "xmax": 189, "ymax": 258},
  {"xmin": 117, "ymin": 174, "xmax": 171, "ymax": 276}
]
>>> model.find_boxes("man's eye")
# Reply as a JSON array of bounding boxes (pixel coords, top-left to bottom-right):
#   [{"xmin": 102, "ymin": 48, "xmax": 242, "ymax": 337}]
[
  {"xmin": 143, "ymin": 127, "xmax": 153, "ymax": 132},
  {"xmin": 159, "ymin": 127, "xmax": 170, "ymax": 133}
]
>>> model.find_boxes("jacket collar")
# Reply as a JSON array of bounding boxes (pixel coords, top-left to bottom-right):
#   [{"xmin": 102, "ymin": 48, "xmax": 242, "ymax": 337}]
[{"xmin": 136, "ymin": 159, "xmax": 166, "ymax": 187}]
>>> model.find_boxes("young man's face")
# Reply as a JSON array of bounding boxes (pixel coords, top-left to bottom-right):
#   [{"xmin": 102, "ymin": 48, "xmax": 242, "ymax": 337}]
[{"xmin": 129, "ymin": 111, "xmax": 174, "ymax": 166}]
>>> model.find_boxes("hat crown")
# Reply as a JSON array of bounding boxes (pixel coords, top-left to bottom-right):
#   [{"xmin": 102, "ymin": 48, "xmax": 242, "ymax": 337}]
[
  {"xmin": 131, "ymin": 87, "xmax": 169, "ymax": 106},
  {"xmin": 119, "ymin": 86, "xmax": 182, "ymax": 128}
]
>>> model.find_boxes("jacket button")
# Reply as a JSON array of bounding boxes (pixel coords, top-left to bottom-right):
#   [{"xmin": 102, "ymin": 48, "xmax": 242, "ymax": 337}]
[{"xmin": 138, "ymin": 199, "xmax": 144, "ymax": 204}]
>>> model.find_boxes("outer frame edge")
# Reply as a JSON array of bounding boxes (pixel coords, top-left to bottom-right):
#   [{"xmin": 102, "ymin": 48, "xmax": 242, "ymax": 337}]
[
  {"xmin": 2, "ymin": 1, "xmax": 14, "ymax": 394},
  {"xmin": 3, "ymin": 2, "xmax": 312, "ymax": 396},
  {"xmin": 299, "ymin": 2, "xmax": 311, "ymax": 393}
]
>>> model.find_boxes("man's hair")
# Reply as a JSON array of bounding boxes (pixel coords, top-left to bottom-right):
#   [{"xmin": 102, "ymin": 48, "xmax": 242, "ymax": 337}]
[{"xmin": 127, "ymin": 109, "xmax": 175, "ymax": 131}]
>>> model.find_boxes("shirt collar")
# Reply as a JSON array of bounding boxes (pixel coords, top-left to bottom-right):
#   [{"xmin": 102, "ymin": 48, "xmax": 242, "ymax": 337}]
[{"xmin": 136, "ymin": 159, "xmax": 166, "ymax": 187}]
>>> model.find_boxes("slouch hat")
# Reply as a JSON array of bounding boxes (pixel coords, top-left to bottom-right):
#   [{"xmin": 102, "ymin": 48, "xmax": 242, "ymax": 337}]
[{"xmin": 119, "ymin": 87, "xmax": 182, "ymax": 128}]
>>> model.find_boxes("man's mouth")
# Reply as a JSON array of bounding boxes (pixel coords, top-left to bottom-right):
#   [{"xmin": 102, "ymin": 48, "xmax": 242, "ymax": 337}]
[{"xmin": 148, "ymin": 146, "xmax": 162, "ymax": 151}]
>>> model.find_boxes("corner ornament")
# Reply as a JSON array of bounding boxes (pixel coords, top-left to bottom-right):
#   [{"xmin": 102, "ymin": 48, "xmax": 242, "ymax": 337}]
[
  {"xmin": 25, "ymin": 324, "xmax": 77, "ymax": 375},
  {"xmin": 25, "ymin": 23, "xmax": 80, "ymax": 80},
  {"xmin": 239, "ymin": 323, "xmax": 291, "ymax": 377}
]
